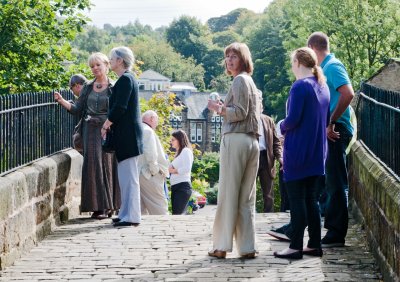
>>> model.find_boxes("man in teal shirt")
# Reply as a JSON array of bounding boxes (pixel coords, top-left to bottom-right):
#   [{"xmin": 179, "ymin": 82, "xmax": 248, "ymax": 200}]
[
  {"xmin": 308, "ymin": 32, "xmax": 354, "ymax": 247},
  {"xmin": 266, "ymin": 32, "xmax": 355, "ymax": 248}
]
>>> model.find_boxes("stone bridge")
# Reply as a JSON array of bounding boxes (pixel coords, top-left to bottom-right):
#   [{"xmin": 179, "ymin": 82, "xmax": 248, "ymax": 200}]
[{"xmin": 0, "ymin": 140, "xmax": 398, "ymax": 281}]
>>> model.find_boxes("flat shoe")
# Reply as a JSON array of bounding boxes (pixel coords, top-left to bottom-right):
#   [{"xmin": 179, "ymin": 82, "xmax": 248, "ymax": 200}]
[
  {"xmin": 241, "ymin": 252, "xmax": 258, "ymax": 259},
  {"xmin": 208, "ymin": 250, "xmax": 226, "ymax": 259},
  {"xmin": 303, "ymin": 248, "xmax": 323, "ymax": 257},
  {"xmin": 112, "ymin": 218, "xmax": 121, "ymax": 223},
  {"xmin": 113, "ymin": 221, "xmax": 139, "ymax": 227},
  {"xmin": 91, "ymin": 213, "xmax": 107, "ymax": 220},
  {"xmin": 266, "ymin": 230, "xmax": 291, "ymax": 242},
  {"xmin": 273, "ymin": 250, "xmax": 303, "ymax": 259}
]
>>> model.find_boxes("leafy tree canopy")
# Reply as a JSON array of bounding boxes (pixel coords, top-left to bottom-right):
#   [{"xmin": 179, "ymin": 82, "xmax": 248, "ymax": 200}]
[
  {"xmin": 0, "ymin": 0, "xmax": 90, "ymax": 94},
  {"xmin": 132, "ymin": 35, "xmax": 206, "ymax": 90},
  {"xmin": 207, "ymin": 8, "xmax": 250, "ymax": 33},
  {"xmin": 166, "ymin": 15, "xmax": 211, "ymax": 64},
  {"xmin": 282, "ymin": 0, "xmax": 400, "ymax": 88}
]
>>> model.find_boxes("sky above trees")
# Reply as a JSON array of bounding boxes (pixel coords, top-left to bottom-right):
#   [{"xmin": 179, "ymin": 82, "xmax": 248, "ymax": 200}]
[{"xmin": 85, "ymin": 0, "xmax": 271, "ymax": 28}]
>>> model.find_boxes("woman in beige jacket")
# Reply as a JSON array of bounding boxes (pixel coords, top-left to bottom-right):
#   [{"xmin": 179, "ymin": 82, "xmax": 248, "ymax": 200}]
[{"xmin": 207, "ymin": 42, "xmax": 261, "ymax": 259}]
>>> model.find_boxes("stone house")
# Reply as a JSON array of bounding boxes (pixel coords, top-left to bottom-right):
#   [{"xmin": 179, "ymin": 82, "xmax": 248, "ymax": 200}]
[
  {"xmin": 139, "ymin": 90, "xmax": 225, "ymax": 152},
  {"xmin": 365, "ymin": 58, "xmax": 400, "ymax": 92}
]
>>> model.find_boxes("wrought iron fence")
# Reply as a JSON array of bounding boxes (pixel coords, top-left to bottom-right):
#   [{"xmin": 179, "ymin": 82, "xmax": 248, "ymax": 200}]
[
  {"xmin": 0, "ymin": 90, "xmax": 75, "ymax": 176},
  {"xmin": 361, "ymin": 83, "xmax": 400, "ymax": 108},
  {"xmin": 356, "ymin": 84, "xmax": 400, "ymax": 178}
]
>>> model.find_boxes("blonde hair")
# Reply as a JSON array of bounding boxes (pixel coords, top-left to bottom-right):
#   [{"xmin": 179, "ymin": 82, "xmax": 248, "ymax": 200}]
[
  {"xmin": 224, "ymin": 42, "xmax": 254, "ymax": 76},
  {"xmin": 110, "ymin": 46, "xmax": 135, "ymax": 70},
  {"xmin": 291, "ymin": 47, "xmax": 326, "ymax": 85},
  {"xmin": 88, "ymin": 52, "xmax": 110, "ymax": 68}
]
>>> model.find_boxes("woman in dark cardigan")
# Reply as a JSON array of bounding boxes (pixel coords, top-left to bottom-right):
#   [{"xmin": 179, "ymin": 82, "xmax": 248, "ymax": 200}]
[
  {"xmin": 101, "ymin": 46, "xmax": 144, "ymax": 227},
  {"xmin": 54, "ymin": 52, "xmax": 120, "ymax": 219}
]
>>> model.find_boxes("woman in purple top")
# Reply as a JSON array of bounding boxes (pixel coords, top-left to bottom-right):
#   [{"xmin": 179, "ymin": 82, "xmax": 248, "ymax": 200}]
[{"xmin": 274, "ymin": 47, "xmax": 330, "ymax": 259}]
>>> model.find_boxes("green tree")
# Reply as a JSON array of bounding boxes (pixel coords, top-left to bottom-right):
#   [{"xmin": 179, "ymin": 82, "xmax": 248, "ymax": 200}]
[
  {"xmin": 166, "ymin": 16, "xmax": 211, "ymax": 64},
  {"xmin": 212, "ymin": 30, "xmax": 241, "ymax": 48},
  {"xmin": 247, "ymin": 0, "xmax": 292, "ymax": 119},
  {"xmin": 283, "ymin": 0, "xmax": 400, "ymax": 87},
  {"xmin": 201, "ymin": 46, "xmax": 225, "ymax": 88},
  {"xmin": 209, "ymin": 74, "xmax": 231, "ymax": 94},
  {"xmin": 207, "ymin": 8, "xmax": 253, "ymax": 33},
  {"xmin": 132, "ymin": 35, "xmax": 206, "ymax": 90},
  {"xmin": 0, "ymin": 0, "xmax": 90, "ymax": 94},
  {"xmin": 72, "ymin": 26, "xmax": 111, "ymax": 56}
]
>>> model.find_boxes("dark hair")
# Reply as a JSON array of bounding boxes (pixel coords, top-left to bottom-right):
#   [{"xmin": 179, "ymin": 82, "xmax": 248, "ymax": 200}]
[
  {"xmin": 69, "ymin": 74, "xmax": 88, "ymax": 88},
  {"xmin": 224, "ymin": 42, "xmax": 254, "ymax": 75},
  {"xmin": 307, "ymin": 32, "xmax": 329, "ymax": 52},
  {"xmin": 291, "ymin": 47, "xmax": 326, "ymax": 85},
  {"xmin": 172, "ymin": 129, "xmax": 191, "ymax": 157}
]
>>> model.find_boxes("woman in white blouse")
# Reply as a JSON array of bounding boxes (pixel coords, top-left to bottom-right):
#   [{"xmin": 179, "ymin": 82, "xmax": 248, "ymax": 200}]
[{"xmin": 168, "ymin": 130, "xmax": 194, "ymax": 214}]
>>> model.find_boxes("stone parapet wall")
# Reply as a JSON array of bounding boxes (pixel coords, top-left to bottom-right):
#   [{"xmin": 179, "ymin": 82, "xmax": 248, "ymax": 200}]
[
  {"xmin": 349, "ymin": 141, "xmax": 400, "ymax": 282},
  {"xmin": 0, "ymin": 149, "xmax": 82, "ymax": 269}
]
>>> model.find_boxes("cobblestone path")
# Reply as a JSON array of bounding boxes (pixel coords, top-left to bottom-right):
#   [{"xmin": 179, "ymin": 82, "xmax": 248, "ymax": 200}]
[{"xmin": 0, "ymin": 206, "xmax": 382, "ymax": 281}]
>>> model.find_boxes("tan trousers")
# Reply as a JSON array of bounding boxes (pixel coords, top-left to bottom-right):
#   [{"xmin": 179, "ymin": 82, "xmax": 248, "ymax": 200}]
[
  {"xmin": 212, "ymin": 133, "xmax": 259, "ymax": 255},
  {"xmin": 140, "ymin": 173, "xmax": 168, "ymax": 215}
]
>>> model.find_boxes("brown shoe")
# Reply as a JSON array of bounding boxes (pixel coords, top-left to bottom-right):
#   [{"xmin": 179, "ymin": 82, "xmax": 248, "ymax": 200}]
[
  {"xmin": 208, "ymin": 250, "xmax": 226, "ymax": 259},
  {"xmin": 241, "ymin": 252, "xmax": 258, "ymax": 259}
]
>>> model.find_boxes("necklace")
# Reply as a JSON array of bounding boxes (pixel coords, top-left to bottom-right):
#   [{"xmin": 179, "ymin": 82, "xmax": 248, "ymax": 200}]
[{"xmin": 95, "ymin": 83, "xmax": 103, "ymax": 89}]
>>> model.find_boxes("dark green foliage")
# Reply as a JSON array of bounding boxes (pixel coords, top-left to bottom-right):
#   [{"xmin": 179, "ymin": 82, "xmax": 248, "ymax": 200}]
[
  {"xmin": 206, "ymin": 188, "xmax": 218, "ymax": 205},
  {"xmin": 0, "ymin": 0, "xmax": 90, "ymax": 94},
  {"xmin": 207, "ymin": 8, "xmax": 250, "ymax": 33},
  {"xmin": 166, "ymin": 16, "xmax": 211, "ymax": 64},
  {"xmin": 247, "ymin": 0, "xmax": 292, "ymax": 120},
  {"xmin": 191, "ymin": 152, "xmax": 220, "ymax": 186}
]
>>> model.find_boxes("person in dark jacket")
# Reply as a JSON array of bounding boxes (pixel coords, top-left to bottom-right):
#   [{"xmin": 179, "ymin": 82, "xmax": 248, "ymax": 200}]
[{"xmin": 101, "ymin": 46, "xmax": 144, "ymax": 227}]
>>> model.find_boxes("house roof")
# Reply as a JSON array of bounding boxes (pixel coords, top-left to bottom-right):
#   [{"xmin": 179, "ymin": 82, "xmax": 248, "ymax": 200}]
[
  {"xmin": 366, "ymin": 58, "xmax": 400, "ymax": 92},
  {"xmin": 138, "ymin": 90, "xmax": 227, "ymax": 120},
  {"xmin": 139, "ymin": 70, "xmax": 170, "ymax": 81},
  {"xmin": 180, "ymin": 92, "xmax": 226, "ymax": 120}
]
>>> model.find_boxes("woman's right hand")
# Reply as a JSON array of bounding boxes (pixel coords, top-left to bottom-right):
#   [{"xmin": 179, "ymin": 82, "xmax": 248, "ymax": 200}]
[{"xmin": 54, "ymin": 92, "xmax": 63, "ymax": 103}]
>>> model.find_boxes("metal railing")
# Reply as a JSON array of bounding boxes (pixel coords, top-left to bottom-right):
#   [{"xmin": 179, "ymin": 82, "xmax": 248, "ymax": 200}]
[
  {"xmin": 356, "ymin": 88, "xmax": 400, "ymax": 178},
  {"xmin": 0, "ymin": 90, "xmax": 75, "ymax": 176},
  {"xmin": 361, "ymin": 83, "xmax": 400, "ymax": 108}
]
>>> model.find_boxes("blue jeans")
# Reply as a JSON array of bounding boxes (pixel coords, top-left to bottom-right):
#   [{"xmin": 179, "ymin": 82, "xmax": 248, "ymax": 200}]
[
  {"xmin": 286, "ymin": 176, "xmax": 321, "ymax": 250},
  {"xmin": 324, "ymin": 123, "xmax": 352, "ymax": 240}
]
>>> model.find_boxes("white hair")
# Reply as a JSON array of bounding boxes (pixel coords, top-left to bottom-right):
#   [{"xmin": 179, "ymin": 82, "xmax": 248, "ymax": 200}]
[
  {"xmin": 110, "ymin": 46, "xmax": 135, "ymax": 70},
  {"xmin": 142, "ymin": 110, "xmax": 158, "ymax": 120}
]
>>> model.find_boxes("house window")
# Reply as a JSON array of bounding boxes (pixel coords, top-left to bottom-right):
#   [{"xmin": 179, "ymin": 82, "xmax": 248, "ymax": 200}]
[
  {"xmin": 190, "ymin": 123, "xmax": 196, "ymax": 142},
  {"xmin": 196, "ymin": 123, "xmax": 202, "ymax": 142},
  {"xmin": 190, "ymin": 122, "xmax": 202, "ymax": 143},
  {"xmin": 211, "ymin": 114, "xmax": 222, "ymax": 144},
  {"xmin": 170, "ymin": 113, "xmax": 182, "ymax": 129}
]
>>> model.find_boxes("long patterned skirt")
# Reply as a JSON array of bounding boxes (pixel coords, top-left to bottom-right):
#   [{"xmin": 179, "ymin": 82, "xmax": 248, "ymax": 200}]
[{"xmin": 80, "ymin": 116, "xmax": 121, "ymax": 212}]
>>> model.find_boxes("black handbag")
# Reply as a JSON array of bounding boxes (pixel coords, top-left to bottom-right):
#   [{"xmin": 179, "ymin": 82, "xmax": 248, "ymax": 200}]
[{"xmin": 102, "ymin": 127, "xmax": 115, "ymax": 153}]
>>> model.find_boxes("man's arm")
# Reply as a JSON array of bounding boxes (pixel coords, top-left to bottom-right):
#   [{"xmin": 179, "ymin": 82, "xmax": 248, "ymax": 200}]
[
  {"xmin": 327, "ymin": 84, "xmax": 354, "ymax": 141},
  {"xmin": 330, "ymin": 84, "xmax": 354, "ymax": 123}
]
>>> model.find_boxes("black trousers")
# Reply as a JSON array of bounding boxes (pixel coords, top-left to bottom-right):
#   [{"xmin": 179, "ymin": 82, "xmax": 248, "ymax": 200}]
[
  {"xmin": 286, "ymin": 176, "xmax": 321, "ymax": 250},
  {"xmin": 171, "ymin": 182, "xmax": 192, "ymax": 215}
]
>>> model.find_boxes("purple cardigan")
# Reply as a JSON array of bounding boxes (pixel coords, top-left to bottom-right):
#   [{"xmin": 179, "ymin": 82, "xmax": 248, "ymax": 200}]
[{"xmin": 280, "ymin": 77, "xmax": 330, "ymax": 182}]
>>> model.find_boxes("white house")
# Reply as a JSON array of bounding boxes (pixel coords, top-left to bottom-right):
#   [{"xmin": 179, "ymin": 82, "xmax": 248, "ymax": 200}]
[{"xmin": 138, "ymin": 70, "xmax": 171, "ymax": 91}]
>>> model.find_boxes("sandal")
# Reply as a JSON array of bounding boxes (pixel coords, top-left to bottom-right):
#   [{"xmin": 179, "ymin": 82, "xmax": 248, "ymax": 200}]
[{"xmin": 208, "ymin": 250, "xmax": 226, "ymax": 259}]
